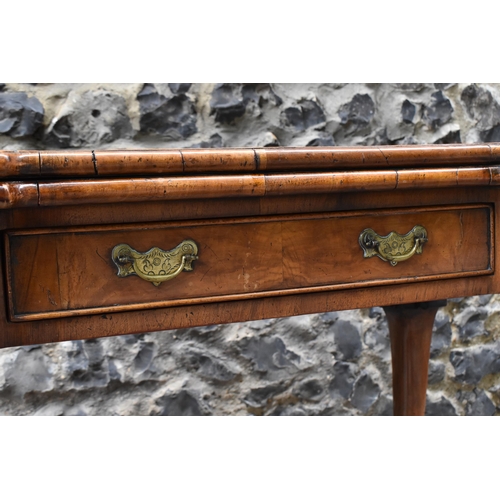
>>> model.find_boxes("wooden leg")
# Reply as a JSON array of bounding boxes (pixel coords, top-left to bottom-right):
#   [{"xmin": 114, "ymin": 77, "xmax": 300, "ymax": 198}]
[{"xmin": 383, "ymin": 300, "xmax": 446, "ymax": 416}]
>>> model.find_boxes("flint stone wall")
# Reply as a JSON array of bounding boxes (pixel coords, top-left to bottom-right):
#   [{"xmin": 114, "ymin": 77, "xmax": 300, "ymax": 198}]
[{"xmin": 1, "ymin": 83, "xmax": 499, "ymax": 416}]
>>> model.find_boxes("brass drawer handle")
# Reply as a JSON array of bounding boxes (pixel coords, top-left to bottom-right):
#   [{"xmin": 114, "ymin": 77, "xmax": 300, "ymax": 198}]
[
  {"xmin": 112, "ymin": 240, "xmax": 198, "ymax": 286},
  {"xmin": 359, "ymin": 225, "xmax": 427, "ymax": 266}
]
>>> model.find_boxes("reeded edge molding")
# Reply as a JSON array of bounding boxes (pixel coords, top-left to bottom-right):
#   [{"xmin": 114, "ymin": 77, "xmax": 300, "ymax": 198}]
[
  {"xmin": 2, "ymin": 144, "xmax": 500, "ymax": 178},
  {"xmin": 0, "ymin": 166, "xmax": 498, "ymax": 208}
]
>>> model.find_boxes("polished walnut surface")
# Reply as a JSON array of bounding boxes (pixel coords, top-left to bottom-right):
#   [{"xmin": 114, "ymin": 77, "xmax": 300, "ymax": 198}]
[
  {"xmin": 5, "ymin": 205, "xmax": 492, "ymax": 322},
  {"xmin": 2, "ymin": 145, "xmax": 500, "ymax": 209},
  {"xmin": 0, "ymin": 143, "xmax": 498, "ymax": 345},
  {"xmin": 1, "ymin": 144, "xmax": 499, "ymax": 415},
  {"xmin": 2, "ymin": 143, "xmax": 500, "ymax": 178}
]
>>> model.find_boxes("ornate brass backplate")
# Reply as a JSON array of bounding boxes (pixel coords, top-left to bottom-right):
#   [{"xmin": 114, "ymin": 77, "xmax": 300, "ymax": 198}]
[
  {"xmin": 112, "ymin": 240, "xmax": 198, "ymax": 286},
  {"xmin": 359, "ymin": 225, "xmax": 427, "ymax": 266}
]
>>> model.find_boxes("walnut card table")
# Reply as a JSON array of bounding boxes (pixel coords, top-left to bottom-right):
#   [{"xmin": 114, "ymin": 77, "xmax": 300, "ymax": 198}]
[{"xmin": 1, "ymin": 144, "xmax": 499, "ymax": 415}]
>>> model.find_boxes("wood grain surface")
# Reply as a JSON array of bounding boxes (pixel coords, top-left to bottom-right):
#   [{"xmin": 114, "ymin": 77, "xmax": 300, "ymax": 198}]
[
  {"xmin": 2, "ymin": 144, "xmax": 500, "ymax": 178},
  {"xmin": 0, "ymin": 186, "xmax": 492, "ymax": 231},
  {"xmin": 0, "ymin": 167, "xmax": 499, "ymax": 209},
  {"xmin": 0, "ymin": 269, "xmax": 496, "ymax": 350},
  {"xmin": 384, "ymin": 300, "xmax": 446, "ymax": 416},
  {"xmin": 6, "ymin": 205, "xmax": 492, "ymax": 321},
  {"xmin": 1, "ymin": 173, "xmax": 499, "ymax": 349}
]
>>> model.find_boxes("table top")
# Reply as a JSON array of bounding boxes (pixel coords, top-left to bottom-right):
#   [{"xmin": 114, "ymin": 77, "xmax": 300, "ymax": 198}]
[
  {"xmin": 1, "ymin": 144, "xmax": 500, "ymax": 209},
  {"xmin": 2, "ymin": 143, "xmax": 500, "ymax": 176}
]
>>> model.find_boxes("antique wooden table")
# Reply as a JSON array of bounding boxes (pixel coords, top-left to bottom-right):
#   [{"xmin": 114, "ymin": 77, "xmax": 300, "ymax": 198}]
[{"xmin": 1, "ymin": 144, "xmax": 499, "ymax": 415}]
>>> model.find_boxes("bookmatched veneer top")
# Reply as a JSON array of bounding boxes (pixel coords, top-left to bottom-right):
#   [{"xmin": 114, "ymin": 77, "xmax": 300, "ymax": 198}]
[{"xmin": 2, "ymin": 144, "xmax": 500, "ymax": 179}]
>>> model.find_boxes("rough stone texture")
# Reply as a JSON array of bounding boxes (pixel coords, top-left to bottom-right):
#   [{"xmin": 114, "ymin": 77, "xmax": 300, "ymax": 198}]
[
  {"xmin": 421, "ymin": 90, "xmax": 454, "ymax": 131},
  {"xmin": 430, "ymin": 310, "xmax": 453, "ymax": 358},
  {"xmin": 450, "ymin": 343, "xmax": 500, "ymax": 385},
  {"xmin": 45, "ymin": 90, "xmax": 132, "ymax": 148},
  {"xmin": 138, "ymin": 84, "xmax": 197, "ymax": 139},
  {"xmin": 283, "ymin": 99, "xmax": 326, "ymax": 131},
  {"xmin": 0, "ymin": 92, "xmax": 44, "ymax": 138},
  {"xmin": 155, "ymin": 390, "xmax": 203, "ymax": 416},
  {"xmin": 428, "ymin": 361, "xmax": 446, "ymax": 385},
  {"xmin": 338, "ymin": 93, "xmax": 375, "ymax": 135},
  {"xmin": 461, "ymin": 84, "xmax": 500, "ymax": 133},
  {"xmin": 332, "ymin": 320, "xmax": 362, "ymax": 361},
  {"xmin": 401, "ymin": 99, "xmax": 416, "ymax": 124},
  {"xmin": 1, "ymin": 83, "xmax": 500, "ymax": 415},
  {"xmin": 425, "ymin": 395, "xmax": 458, "ymax": 416},
  {"xmin": 210, "ymin": 83, "xmax": 247, "ymax": 124},
  {"xmin": 458, "ymin": 388, "xmax": 496, "ymax": 416},
  {"xmin": 350, "ymin": 372, "xmax": 381, "ymax": 412},
  {"xmin": 329, "ymin": 362, "xmax": 357, "ymax": 399}
]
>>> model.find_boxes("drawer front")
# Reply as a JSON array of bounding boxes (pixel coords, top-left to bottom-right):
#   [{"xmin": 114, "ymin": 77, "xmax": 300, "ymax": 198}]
[{"xmin": 5, "ymin": 204, "xmax": 493, "ymax": 321}]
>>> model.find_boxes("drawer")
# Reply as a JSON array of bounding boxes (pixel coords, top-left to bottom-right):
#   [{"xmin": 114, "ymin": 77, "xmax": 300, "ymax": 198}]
[{"xmin": 5, "ymin": 204, "xmax": 493, "ymax": 321}]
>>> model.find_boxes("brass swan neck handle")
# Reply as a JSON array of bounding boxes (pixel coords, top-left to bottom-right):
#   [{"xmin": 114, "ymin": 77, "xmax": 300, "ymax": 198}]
[
  {"xmin": 359, "ymin": 225, "xmax": 427, "ymax": 266},
  {"xmin": 112, "ymin": 240, "xmax": 199, "ymax": 286}
]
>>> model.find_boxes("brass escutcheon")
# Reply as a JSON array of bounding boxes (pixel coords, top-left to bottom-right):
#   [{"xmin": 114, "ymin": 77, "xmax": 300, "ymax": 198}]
[
  {"xmin": 111, "ymin": 240, "xmax": 198, "ymax": 286},
  {"xmin": 359, "ymin": 225, "xmax": 427, "ymax": 266}
]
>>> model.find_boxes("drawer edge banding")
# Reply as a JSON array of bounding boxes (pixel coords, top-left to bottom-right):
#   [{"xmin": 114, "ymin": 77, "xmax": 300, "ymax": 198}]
[{"xmin": 9, "ymin": 269, "xmax": 495, "ymax": 322}]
